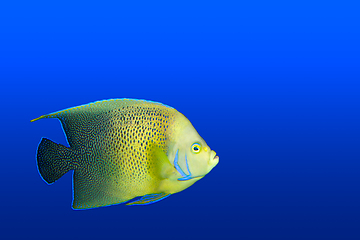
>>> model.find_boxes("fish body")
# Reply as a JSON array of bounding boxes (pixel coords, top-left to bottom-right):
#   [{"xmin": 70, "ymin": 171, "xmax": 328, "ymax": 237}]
[{"xmin": 31, "ymin": 99, "xmax": 219, "ymax": 209}]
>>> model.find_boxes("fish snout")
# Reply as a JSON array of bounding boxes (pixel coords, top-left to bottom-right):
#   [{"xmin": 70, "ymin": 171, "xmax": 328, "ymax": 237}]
[{"xmin": 209, "ymin": 150, "xmax": 219, "ymax": 167}]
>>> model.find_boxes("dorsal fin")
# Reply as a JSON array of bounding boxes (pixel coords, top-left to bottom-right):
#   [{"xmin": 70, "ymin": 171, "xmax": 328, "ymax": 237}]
[
  {"xmin": 30, "ymin": 99, "xmax": 173, "ymax": 122},
  {"xmin": 30, "ymin": 99, "xmax": 173, "ymax": 150}
]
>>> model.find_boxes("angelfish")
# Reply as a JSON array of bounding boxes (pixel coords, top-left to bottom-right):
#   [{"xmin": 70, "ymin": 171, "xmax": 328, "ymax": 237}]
[{"xmin": 31, "ymin": 99, "xmax": 219, "ymax": 209}]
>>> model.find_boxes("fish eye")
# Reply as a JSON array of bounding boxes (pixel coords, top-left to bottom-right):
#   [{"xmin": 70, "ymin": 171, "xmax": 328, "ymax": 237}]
[{"xmin": 191, "ymin": 143, "xmax": 201, "ymax": 154}]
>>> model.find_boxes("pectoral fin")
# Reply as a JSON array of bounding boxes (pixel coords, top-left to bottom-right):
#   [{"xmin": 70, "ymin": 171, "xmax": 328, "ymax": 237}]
[
  {"xmin": 147, "ymin": 142, "xmax": 174, "ymax": 180},
  {"xmin": 126, "ymin": 193, "xmax": 171, "ymax": 206}
]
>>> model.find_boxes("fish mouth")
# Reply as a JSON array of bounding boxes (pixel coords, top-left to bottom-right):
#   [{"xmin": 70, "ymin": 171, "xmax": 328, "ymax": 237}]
[{"xmin": 209, "ymin": 150, "xmax": 219, "ymax": 166}]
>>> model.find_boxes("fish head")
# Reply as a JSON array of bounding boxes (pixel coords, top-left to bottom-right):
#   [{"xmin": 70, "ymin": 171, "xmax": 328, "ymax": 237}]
[{"xmin": 167, "ymin": 113, "xmax": 219, "ymax": 182}]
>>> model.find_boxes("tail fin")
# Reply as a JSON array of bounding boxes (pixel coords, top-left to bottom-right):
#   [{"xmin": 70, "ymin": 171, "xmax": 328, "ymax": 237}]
[{"xmin": 36, "ymin": 138, "xmax": 77, "ymax": 184}]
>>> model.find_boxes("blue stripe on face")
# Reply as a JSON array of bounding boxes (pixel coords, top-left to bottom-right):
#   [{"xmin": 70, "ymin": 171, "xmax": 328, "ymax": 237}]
[
  {"xmin": 174, "ymin": 150, "xmax": 187, "ymax": 178},
  {"xmin": 174, "ymin": 150, "xmax": 203, "ymax": 181}
]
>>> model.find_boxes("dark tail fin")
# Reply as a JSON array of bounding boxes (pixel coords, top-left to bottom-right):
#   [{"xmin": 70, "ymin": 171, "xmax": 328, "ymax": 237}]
[{"xmin": 36, "ymin": 138, "xmax": 77, "ymax": 184}]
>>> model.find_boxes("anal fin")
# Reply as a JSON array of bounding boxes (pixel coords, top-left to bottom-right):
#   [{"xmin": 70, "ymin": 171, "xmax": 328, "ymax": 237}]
[
  {"xmin": 72, "ymin": 170, "xmax": 122, "ymax": 210},
  {"xmin": 126, "ymin": 193, "xmax": 171, "ymax": 206}
]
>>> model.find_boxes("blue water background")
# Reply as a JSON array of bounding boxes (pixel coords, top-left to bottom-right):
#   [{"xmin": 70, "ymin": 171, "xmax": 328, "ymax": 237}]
[{"xmin": 1, "ymin": 1, "xmax": 359, "ymax": 239}]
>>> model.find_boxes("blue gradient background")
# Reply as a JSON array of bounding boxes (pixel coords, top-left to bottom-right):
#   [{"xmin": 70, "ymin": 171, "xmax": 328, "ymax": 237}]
[{"xmin": 1, "ymin": 1, "xmax": 359, "ymax": 240}]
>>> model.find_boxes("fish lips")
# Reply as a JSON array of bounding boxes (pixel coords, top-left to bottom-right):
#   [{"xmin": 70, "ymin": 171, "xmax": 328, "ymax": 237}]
[{"xmin": 209, "ymin": 150, "xmax": 219, "ymax": 167}]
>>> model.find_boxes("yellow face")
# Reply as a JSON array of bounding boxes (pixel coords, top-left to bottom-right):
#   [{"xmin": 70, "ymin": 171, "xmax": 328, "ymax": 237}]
[
  {"xmin": 180, "ymin": 140, "xmax": 219, "ymax": 181},
  {"xmin": 167, "ymin": 116, "xmax": 219, "ymax": 182}
]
